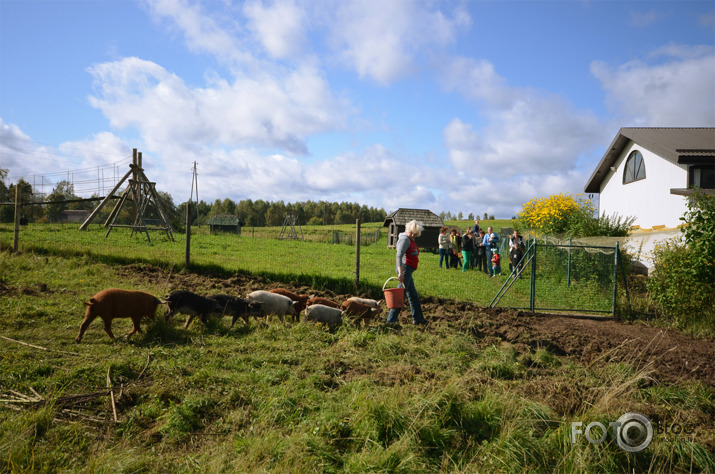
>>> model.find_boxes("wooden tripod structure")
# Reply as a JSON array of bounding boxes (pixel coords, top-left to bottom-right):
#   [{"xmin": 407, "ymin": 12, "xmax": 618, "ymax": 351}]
[
  {"xmin": 79, "ymin": 149, "xmax": 175, "ymax": 243},
  {"xmin": 278, "ymin": 213, "xmax": 303, "ymax": 240}
]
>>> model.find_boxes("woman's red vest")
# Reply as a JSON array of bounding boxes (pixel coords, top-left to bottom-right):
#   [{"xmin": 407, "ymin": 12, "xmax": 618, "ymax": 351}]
[{"xmin": 405, "ymin": 238, "xmax": 419, "ymax": 269}]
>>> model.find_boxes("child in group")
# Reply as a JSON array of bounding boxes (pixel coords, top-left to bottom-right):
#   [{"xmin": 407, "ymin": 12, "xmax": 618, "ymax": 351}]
[
  {"xmin": 450, "ymin": 228, "xmax": 462, "ymax": 269},
  {"xmin": 491, "ymin": 248, "xmax": 501, "ymax": 276},
  {"xmin": 509, "ymin": 242, "xmax": 524, "ymax": 278}
]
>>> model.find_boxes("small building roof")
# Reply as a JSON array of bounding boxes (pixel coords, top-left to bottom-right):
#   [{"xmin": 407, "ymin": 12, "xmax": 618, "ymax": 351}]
[
  {"xmin": 382, "ymin": 208, "xmax": 444, "ymax": 228},
  {"xmin": 208, "ymin": 215, "xmax": 244, "ymax": 226},
  {"xmin": 584, "ymin": 127, "xmax": 715, "ymax": 193}
]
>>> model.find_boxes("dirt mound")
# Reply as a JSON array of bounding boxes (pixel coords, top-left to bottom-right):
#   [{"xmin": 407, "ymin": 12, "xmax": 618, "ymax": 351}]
[{"xmin": 114, "ymin": 264, "xmax": 715, "ymax": 387}]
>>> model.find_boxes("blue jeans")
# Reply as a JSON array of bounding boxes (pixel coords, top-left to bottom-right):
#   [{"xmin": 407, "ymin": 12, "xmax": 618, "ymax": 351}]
[
  {"xmin": 386, "ymin": 265, "xmax": 426, "ymax": 324},
  {"xmin": 438, "ymin": 248, "xmax": 449, "ymax": 268}
]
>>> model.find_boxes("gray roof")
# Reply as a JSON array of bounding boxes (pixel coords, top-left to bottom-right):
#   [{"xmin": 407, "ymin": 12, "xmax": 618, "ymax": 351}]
[
  {"xmin": 585, "ymin": 127, "xmax": 715, "ymax": 193},
  {"xmin": 208, "ymin": 215, "xmax": 243, "ymax": 226},
  {"xmin": 383, "ymin": 208, "xmax": 444, "ymax": 228}
]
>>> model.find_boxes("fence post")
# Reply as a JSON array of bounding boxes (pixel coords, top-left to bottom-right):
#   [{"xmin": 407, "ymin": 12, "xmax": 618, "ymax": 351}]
[
  {"xmin": 185, "ymin": 201, "xmax": 191, "ymax": 269},
  {"xmin": 13, "ymin": 184, "xmax": 20, "ymax": 253},
  {"xmin": 619, "ymin": 246, "xmax": 632, "ymax": 319},
  {"xmin": 567, "ymin": 237, "xmax": 572, "ymax": 287},
  {"xmin": 612, "ymin": 241, "xmax": 619, "ymax": 317},
  {"xmin": 529, "ymin": 238, "xmax": 536, "ymax": 312},
  {"xmin": 354, "ymin": 219, "xmax": 361, "ymax": 292}
]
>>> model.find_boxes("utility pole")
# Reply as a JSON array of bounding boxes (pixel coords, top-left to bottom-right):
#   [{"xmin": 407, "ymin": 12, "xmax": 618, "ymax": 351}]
[{"xmin": 185, "ymin": 162, "xmax": 198, "ymax": 269}]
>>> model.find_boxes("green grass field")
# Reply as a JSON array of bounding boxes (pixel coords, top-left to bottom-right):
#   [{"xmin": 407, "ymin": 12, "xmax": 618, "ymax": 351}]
[
  {"xmin": 0, "ymin": 221, "xmax": 521, "ymax": 306},
  {"xmin": 0, "ymin": 223, "xmax": 712, "ymax": 472}
]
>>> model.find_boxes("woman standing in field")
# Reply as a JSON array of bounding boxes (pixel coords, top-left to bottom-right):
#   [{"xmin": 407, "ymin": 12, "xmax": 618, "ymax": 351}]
[
  {"xmin": 475, "ymin": 229, "xmax": 488, "ymax": 273},
  {"xmin": 461, "ymin": 227, "xmax": 475, "ymax": 272},
  {"xmin": 437, "ymin": 226, "xmax": 451, "ymax": 269},
  {"xmin": 386, "ymin": 220, "xmax": 429, "ymax": 326}
]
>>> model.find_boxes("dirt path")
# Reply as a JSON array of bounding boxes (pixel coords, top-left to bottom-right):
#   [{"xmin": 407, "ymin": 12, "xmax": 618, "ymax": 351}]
[
  {"xmin": 426, "ymin": 299, "xmax": 714, "ymax": 387},
  {"xmin": 117, "ymin": 264, "xmax": 715, "ymax": 387}
]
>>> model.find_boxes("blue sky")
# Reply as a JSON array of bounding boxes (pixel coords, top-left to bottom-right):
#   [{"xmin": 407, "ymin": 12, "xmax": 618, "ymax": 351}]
[{"xmin": 1, "ymin": 0, "xmax": 714, "ymax": 218}]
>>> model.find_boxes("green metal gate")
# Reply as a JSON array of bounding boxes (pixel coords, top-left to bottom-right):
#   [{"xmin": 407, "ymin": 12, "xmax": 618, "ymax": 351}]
[{"xmin": 490, "ymin": 239, "xmax": 630, "ymax": 317}]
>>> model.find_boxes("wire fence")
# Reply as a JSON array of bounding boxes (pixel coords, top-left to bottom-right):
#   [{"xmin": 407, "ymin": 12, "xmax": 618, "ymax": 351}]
[
  {"xmin": 1, "ymin": 198, "xmax": 631, "ymax": 316},
  {"xmin": 490, "ymin": 238, "xmax": 630, "ymax": 317}
]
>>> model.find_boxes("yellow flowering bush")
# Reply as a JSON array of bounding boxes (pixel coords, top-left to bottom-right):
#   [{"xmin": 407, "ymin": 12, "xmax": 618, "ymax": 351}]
[{"xmin": 518, "ymin": 193, "xmax": 596, "ymax": 236}]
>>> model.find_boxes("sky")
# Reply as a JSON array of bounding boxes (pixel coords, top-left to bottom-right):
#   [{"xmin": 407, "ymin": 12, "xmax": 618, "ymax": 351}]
[{"xmin": 1, "ymin": 0, "xmax": 714, "ymax": 219}]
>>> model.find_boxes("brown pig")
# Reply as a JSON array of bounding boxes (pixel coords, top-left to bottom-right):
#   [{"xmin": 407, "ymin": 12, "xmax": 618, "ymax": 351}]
[
  {"xmin": 306, "ymin": 296, "xmax": 340, "ymax": 309},
  {"xmin": 75, "ymin": 288, "xmax": 162, "ymax": 343},
  {"xmin": 341, "ymin": 299, "xmax": 383, "ymax": 327}
]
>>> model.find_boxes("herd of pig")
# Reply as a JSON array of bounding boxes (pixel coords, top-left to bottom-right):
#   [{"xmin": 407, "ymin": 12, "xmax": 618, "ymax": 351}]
[{"xmin": 75, "ymin": 287, "xmax": 384, "ymax": 343}]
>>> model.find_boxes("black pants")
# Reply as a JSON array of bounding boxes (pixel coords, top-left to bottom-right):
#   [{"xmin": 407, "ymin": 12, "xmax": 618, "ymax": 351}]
[{"xmin": 475, "ymin": 247, "xmax": 488, "ymax": 272}]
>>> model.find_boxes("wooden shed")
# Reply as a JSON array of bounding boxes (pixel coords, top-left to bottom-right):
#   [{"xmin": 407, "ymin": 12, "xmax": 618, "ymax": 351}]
[
  {"xmin": 59, "ymin": 210, "xmax": 91, "ymax": 223},
  {"xmin": 383, "ymin": 208, "xmax": 444, "ymax": 249},
  {"xmin": 208, "ymin": 215, "xmax": 244, "ymax": 234}
]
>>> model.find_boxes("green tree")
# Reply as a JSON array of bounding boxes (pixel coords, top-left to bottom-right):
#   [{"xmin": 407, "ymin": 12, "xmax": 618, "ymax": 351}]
[
  {"xmin": 7, "ymin": 179, "xmax": 34, "ymax": 222},
  {"xmin": 46, "ymin": 180, "xmax": 76, "ymax": 222},
  {"xmin": 0, "ymin": 168, "xmax": 8, "ymax": 201},
  {"xmin": 0, "ymin": 168, "xmax": 10, "ymax": 222}
]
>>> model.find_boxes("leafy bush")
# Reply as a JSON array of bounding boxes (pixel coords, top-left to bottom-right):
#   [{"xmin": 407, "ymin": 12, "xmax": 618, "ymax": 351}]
[
  {"xmin": 679, "ymin": 189, "xmax": 715, "ymax": 284},
  {"xmin": 517, "ymin": 193, "xmax": 634, "ymax": 237},
  {"xmin": 647, "ymin": 190, "xmax": 715, "ymax": 337}
]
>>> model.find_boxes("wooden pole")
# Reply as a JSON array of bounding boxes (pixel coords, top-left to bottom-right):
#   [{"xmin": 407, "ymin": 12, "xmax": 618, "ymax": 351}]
[
  {"xmin": 185, "ymin": 200, "xmax": 191, "ymax": 269},
  {"xmin": 13, "ymin": 185, "xmax": 20, "ymax": 253},
  {"xmin": 354, "ymin": 219, "xmax": 361, "ymax": 292},
  {"xmin": 131, "ymin": 149, "xmax": 138, "ymax": 226}
]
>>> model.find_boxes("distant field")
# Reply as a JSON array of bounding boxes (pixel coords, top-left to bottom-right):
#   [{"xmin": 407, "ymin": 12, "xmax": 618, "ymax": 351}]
[{"xmin": 0, "ymin": 221, "xmax": 521, "ymax": 306}]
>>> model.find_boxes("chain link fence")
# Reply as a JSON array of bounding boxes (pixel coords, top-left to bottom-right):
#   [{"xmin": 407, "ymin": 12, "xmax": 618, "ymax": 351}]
[{"xmin": 490, "ymin": 238, "xmax": 631, "ymax": 317}]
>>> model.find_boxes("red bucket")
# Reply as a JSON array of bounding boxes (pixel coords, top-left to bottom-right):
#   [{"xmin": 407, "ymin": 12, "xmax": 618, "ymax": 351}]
[{"xmin": 382, "ymin": 277, "xmax": 404, "ymax": 309}]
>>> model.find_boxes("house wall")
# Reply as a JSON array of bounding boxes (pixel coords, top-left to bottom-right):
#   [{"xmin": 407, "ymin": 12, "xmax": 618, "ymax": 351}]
[{"xmin": 599, "ymin": 142, "xmax": 688, "ymax": 229}]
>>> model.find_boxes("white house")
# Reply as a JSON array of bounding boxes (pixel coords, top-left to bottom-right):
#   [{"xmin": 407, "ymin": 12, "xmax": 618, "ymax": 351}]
[{"xmin": 584, "ymin": 127, "xmax": 714, "ymax": 229}]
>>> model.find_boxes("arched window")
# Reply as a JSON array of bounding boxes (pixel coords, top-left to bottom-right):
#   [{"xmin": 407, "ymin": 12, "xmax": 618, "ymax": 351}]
[{"xmin": 623, "ymin": 151, "xmax": 646, "ymax": 184}]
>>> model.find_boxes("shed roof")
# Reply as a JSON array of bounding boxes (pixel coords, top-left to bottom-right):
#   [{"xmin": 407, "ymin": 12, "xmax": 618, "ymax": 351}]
[
  {"xmin": 208, "ymin": 215, "xmax": 243, "ymax": 226},
  {"xmin": 584, "ymin": 127, "xmax": 715, "ymax": 193},
  {"xmin": 382, "ymin": 208, "xmax": 444, "ymax": 228}
]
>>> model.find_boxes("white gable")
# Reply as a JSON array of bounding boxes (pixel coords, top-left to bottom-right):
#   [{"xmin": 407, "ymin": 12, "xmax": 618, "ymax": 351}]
[{"xmin": 599, "ymin": 141, "xmax": 688, "ymax": 229}]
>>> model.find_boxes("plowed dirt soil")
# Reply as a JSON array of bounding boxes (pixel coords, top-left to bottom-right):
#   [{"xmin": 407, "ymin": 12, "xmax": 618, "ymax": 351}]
[{"xmin": 116, "ymin": 264, "xmax": 715, "ymax": 388}]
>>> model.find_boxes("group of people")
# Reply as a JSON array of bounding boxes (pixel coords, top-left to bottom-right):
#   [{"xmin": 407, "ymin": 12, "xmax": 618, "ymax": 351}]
[
  {"xmin": 438, "ymin": 220, "xmax": 525, "ymax": 278},
  {"xmin": 385, "ymin": 219, "xmax": 527, "ymax": 327}
]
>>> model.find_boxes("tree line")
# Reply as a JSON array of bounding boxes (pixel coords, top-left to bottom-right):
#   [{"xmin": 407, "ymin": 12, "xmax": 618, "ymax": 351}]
[
  {"xmin": 0, "ymin": 170, "xmax": 387, "ymax": 227},
  {"xmin": 183, "ymin": 199, "xmax": 386, "ymax": 227}
]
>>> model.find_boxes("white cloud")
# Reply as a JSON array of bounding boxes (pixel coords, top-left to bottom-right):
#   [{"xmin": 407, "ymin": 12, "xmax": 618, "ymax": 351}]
[
  {"xmin": 244, "ymin": 0, "xmax": 307, "ymax": 59},
  {"xmin": 143, "ymin": 0, "xmax": 251, "ymax": 68},
  {"xmin": 0, "ymin": 120, "xmax": 132, "ymax": 196},
  {"xmin": 591, "ymin": 46, "xmax": 715, "ymax": 126},
  {"xmin": 441, "ymin": 57, "xmax": 510, "ymax": 106},
  {"xmin": 328, "ymin": 0, "xmax": 470, "ymax": 85},
  {"xmin": 442, "ymin": 57, "xmax": 604, "ymax": 178},
  {"xmin": 87, "ymin": 57, "xmax": 350, "ymax": 155}
]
